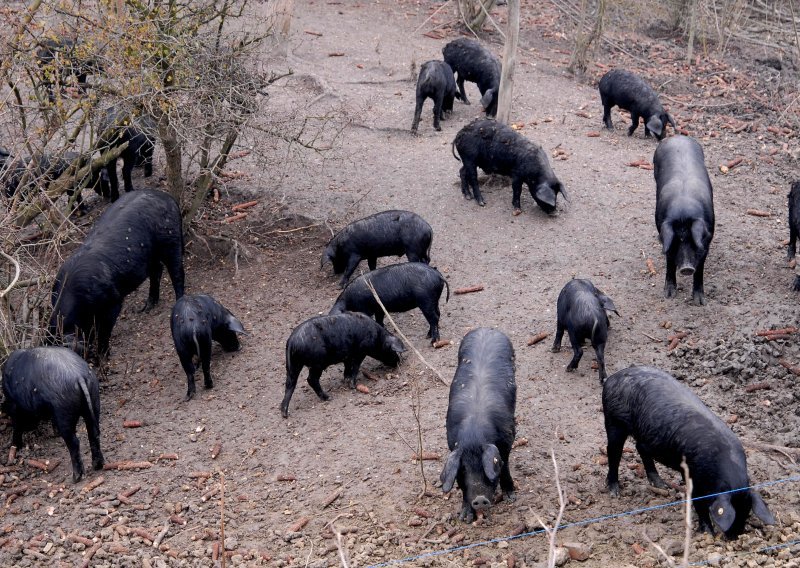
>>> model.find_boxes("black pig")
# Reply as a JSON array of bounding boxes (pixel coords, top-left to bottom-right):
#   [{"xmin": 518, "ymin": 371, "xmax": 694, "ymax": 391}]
[
  {"xmin": 442, "ymin": 38, "xmax": 501, "ymax": 116},
  {"xmin": 453, "ymin": 118, "xmax": 568, "ymax": 214},
  {"xmin": 171, "ymin": 294, "xmax": 246, "ymax": 400},
  {"xmin": 552, "ymin": 278, "xmax": 618, "ymax": 383},
  {"xmin": 411, "ymin": 60, "xmax": 457, "ymax": 134},
  {"xmin": 2, "ymin": 347, "xmax": 104, "ymax": 482},
  {"xmin": 654, "ymin": 135, "xmax": 715, "ymax": 305},
  {"xmin": 787, "ymin": 181, "xmax": 800, "ymax": 290},
  {"xmin": 50, "ymin": 189, "xmax": 185, "ymax": 359},
  {"xmin": 322, "ymin": 210, "xmax": 433, "ymax": 288},
  {"xmin": 329, "ymin": 262, "xmax": 449, "ymax": 344},
  {"xmin": 599, "ymin": 69, "xmax": 676, "ymax": 139},
  {"xmin": 441, "ymin": 328, "xmax": 516, "ymax": 523},
  {"xmin": 281, "ymin": 312, "xmax": 405, "ymax": 417},
  {"xmin": 98, "ymin": 107, "xmax": 157, "ymax": 200},
  {"xmin": 36, "ymin": 38, "xmax": 103, "ymax": 101},
  {"xmin": 603, "ymin": 365, "xmax": 775, "ymax": 537}
]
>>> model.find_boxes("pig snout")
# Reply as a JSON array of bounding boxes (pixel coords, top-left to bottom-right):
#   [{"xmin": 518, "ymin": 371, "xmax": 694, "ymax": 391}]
[
  {"xmin": 679, "ymin": 265, "xmax": 695, "ymax": 276},
  {"xmin": 471, "ymin": 494, "xmax": 492, "ymax": 511}
]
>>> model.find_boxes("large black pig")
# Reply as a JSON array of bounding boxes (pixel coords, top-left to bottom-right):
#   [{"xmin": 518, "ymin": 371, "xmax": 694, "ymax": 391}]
[
  {"xmin": 552, "ymin": 278, "xmax": 618, "ymax": 383},
  {"xmin": 322, "ymin": 210, "xmax": 432, "ymax": 288},
  {"xmin": 98, "ymin": 107, "xmax": 157, "ymax": 200},
  {"xmin": 171, "ymin": 294, "xmax": 246, "ymax": 400},
  {"xmin": 603, "ymin": 366, "xmax": 775, "ymax": 538},
  {"xmin": 599, "ymin": 69, "xmax": 676, "ymax": 140},
  {"xmin": 2, "ymin": 347, "xmax": 104, "ymax": 482},
  {"xmin": 442, "ymin": 38, "xmax": 501, "ymax": 117},
  {"xmin": 654, "ymin": 135, "xmax": 715, "ymax": 305},
  {"xmin": 50, "ymin": 189, "xmax": 185, "ymax": 358},
  {"xmin": 328, "ymin": 262, "xmax": 449, "ymax": 344},
  {"xmin": 411, "ymin": 60, "xmax": 457, "ymax": 134},
  {"xmin": 453, "ymin": 118, "xmax": 567, "ymax": 214},
  {"xmin": 787, "ymin": 181, "xmax": 800, "ymax": 290},
  {"xmin": 280, "ymin": 312, "xmax": 405, "ymax": 417},
  {"xmin": 441, "ymin": 328, "xmax": 516, "ymax": 523}
]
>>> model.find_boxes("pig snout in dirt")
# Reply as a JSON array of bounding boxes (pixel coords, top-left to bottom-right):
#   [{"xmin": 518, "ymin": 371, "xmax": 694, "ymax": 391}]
[{"xmin": 599, "ymin": 68, "xmax": 676, "ymax": 140}]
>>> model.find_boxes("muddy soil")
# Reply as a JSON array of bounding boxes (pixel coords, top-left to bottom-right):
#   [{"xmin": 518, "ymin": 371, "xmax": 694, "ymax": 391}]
[{"xmin": 1, "ymin": 1, "xmax": 799, "ymax": 567}]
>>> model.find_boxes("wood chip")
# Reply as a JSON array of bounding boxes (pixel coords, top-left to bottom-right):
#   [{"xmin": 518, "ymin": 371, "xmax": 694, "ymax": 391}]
[
  {"xmin": 527, "ymin": 332, "xmax": 549, "ymax": 346},
  {"xmin": 411, "ymin": 452, "xmax": 440, "ymax": 461},
  {"xmin": 432, "ymin": 339, "xmax": 453, "ymax": 349},
  {"xmin": 454, "ymin": 285, "xmax": 484, "ymax": 295},
  {"xmin": 744, "ymin": 382, "xmax": 771, "ymax": 393},
  {"xmin": 287, "ymin": 516, "xmax": 310, "ymax": 533},
  {"xmin": 746, "ymin": 209, "xmax": 771, "ymax": 217},
  {"xmin": 356, "ymin": 384, "xmax": 370, "ymax": 394},
  {"xmin": 81, "ymin": 476, "xmax": 105, "ymax": 494},
  {"xmin": 586, "ymin": 131, "xmax": 601, "ymax": 137},
  {"xmin": 123, "ymin": 420, "xmax": 142, "ymax": 428},
  {"xmin": 210, "ymin": 443, "xmax": 222, "ymax": 460}
]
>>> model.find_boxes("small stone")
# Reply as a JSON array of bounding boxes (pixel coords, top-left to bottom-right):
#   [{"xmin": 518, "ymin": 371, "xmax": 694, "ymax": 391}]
[
  {"xmin": 554, "ymin": 547, "xmax": 570, "ymax": 566},
  {"xmin": 224, "ymin": 536, "xmax": 238, "ymax": 550},
  {"xmin": 564, "ymin": 541, "xmax": 592, "ymax": 561}
]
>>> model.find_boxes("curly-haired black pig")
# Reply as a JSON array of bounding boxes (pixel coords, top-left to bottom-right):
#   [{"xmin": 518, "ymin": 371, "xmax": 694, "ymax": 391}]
[
  {"xmin": 599, "ymin": 69, "xmax": 676, "ymax": 140},
  {"xmin": 552, "ymin": 278, "xmax": 618, "ymax": 383},
  {"xmin": 322, "ymin": 210, "xmax": 433, "ymax": 288},
  {"xmin": 453, "ymin": 118, "xmax": 567, "ymax": 214},
  {"xmin": 329, "ymin": 262, "xmax": 449, "ymax": 344},
  {"xmin": 441, "ymin": 328, "xmax": 516, "ymax": 523},
  {"xmin": 280, "ymin": 312, "xmax": 405, "ymax": 417},
  {"xmin": 442, "ymin": 38, "xmax": 501, "ymax": 117},
  {"xmin": 603, "ymin": 365, "xmax": 775, "ymax": 538},
  {"xmin": 2, "ymin": 347, "xmax": 104, "ymax": 482},
  {"xmin": 171, "ymin": 294, "xmax": 246, "ymax": 401},
  {"xmin": 654, "ymin": 135, "xmax": 715, "ymax": 305},
  {"xmin": 50, "ymin": 189, "xmax": 185, "ymax": 359},
  {"xmin": 412, "ymin": 60, "xmax": 457, "ymax": 134},
  {"xmin": 98, "ymin": 107, "xmax": 157, "ymax": 200},
  {"xmin": 787, "ymin": 181, "xmax": 800, "ymax": 290}
]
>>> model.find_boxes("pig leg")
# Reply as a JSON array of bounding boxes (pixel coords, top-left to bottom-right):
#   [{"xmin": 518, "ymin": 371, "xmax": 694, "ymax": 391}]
[
  {"xmin": 635, "ymin": 442, "xmax": 668, "ymax": 489},
  {"xmin": 200, "ymin": 339, "xmax": 213, "ymax": 390},
  {"xmin": 96, "ymin": 304, "xmax": 122, "ymax": 358},
  {"xmin": 53, "ymin": 413, "xmax": 85, "ymax": 482},
  {"xmin": 105, "ymin": 161, "xmax": 120, "ymax": 202},
  {"xmin": 694, "ymin": 501, "xmax": 715, "ymax": 534},
  {"xmin": 511, "ymin": 178, "xmax": 524, "ymax": 212},
  {"xmin": 10, "ymin": 422, "xmax": 24, "ymax": 449},
  {"xmin": 121, "ymin": 155, "xmax": 135, "ymax": 193},
  {"xmin": 605, "ymin": 422, "xmax": 627, "ymax": 496},
  {"xmin": 455, "ymin": 75, "xmax": 469, "ymax": 105},
  {"xmin": 460, "ymin": 164, "xmax": 485, "ymax": 206},
  {"xmin": 280, "ymin": 363, "xmax": 305, "ymax": 418},
  {"xmin": 788, "ymin": 224, "xmax": 797, "ymax": 259},
  {"xmin": 593, "ymin": 342, "xmax": 607, "ymax": 384},
  {"xmin": 432, "ymin": 92, "xmax": 444, "ymax": 131},
  {"xmin": 565, "ymin": 328, "xmax": 584, "ymax": 372},
  {"xmin": 601, "ymin": 97, "xmax": 614, "ymax": 129},
  {"xmin": 178, "ymin": 349, "xmax": 197, "ymax": 400},
  {"xmin": 551, "ymin": 322, "xmax": 565, "ymax": 352},
  {"xmin": 499, "ymin": 462, "xmax": 515, "ymax": 502},
  {"xmin": 367, "ymin": 257, "xmax": 377, "ymax": 271},
  {"xmin": 344, "ymin": 356, "xmax": 366, "ymax": 389},
  {"xmin": 83, "ymin": 411, "xmax": 104, "ymax": 471},
  {"xmin": 664, "ymin": 254, "xmax": 678, "ymax": 299},
  {"xmin": 340, "ymin": 255, "xmax": 361, "ymax": 288},
  {"xmin": 142, "ymin": 261, "xmax": 164, "ymax": 312},
  {"xmin": 627, "ymin": 113, "xmax": 640, "ymax": 137},
  {"xmin": 459, "ymin": 495, "xmax": 476, "ymax": 523},
  {"xmin": 692, "ymin": 258, "xmax": 706, "ymax": 305},
  {"xmin": 163, "ymin": 252, "xmax": 186, "ymax": 301},
  {"xmin": 411, "ymin": 96, "xmax": 425, "ymax": 134},
  {"xmin": 306, "ymin": 367, "xmax": 331, "ymax": 400},
  {"xmin": 419, "ymin": 299, "xmax": 441, "ymax": 343}
]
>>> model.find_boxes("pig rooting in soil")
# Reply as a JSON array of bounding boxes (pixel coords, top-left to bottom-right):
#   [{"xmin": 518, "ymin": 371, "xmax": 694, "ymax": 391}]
[
  {"xmin": 602, "ymin": 365, "xmax": 776, "ymax": 538},
  {"xmin": 599, "ymin": 69, "xmax": 676, "ymax": 140},
  {"xmin": 442, "ymin": 38, "xmax": 501, "ymax": 117},
  {"xmin": 441, "ymin": 328, "xmax": 516, "ymax": 523}
]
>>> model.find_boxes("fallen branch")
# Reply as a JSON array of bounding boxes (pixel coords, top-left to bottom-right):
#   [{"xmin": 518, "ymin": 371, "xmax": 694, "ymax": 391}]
[
  {"xmin": 231, "ymin": 200, "xmax": 258, "ymax": 212},
  {"xmin": 288, "ymin": 516, "xmax": 310, "ymax": 533},
  {"xmin": 103, "ymin": 461, "xmax": 152, "ymax": 471},
  {"xmin": 322, "ymin": 489, "xmax": 342, "ymax": 509},
  {"xmin": 454, "ymin": 284, "xmax": 484, "ymax": 295},
  {"xmin": 26, "ymin": 459, "xmax": 59, "ymax": 473},
  {"xmin": 743, "ymin": 382, "xmax": 771, "ymax": 393},
  {"xmin": 527, "ymin": 332, "xmax": 549, "ymax": 346},
  {"xmin": 224, "ymin": 212, "xmax": 248, "ymax": 224},
  {"xmin": 778, "ymin": 359, "xmax": 800, "ymax": 376},
  {"xmin": 432, "ymin": 339, "xmax": 453, "ymax": 349},
  {"xmin": 81, "ymin": 476, "xmax": 105, "ymax": 494},
  {"xmin": 80, "ymin": 543, "xmax": 102, "ymax": 568},
  {"xmin": 743, "ymin": 440, "xmax": 799, "ymax": 464},
  {"xmin": 746, "ymin": 209, "xmax": 771, "ymax": 217},
  {"xmin": 123, "ymin": 420, "xmax": 143, "ymax": 428},
  {"xmin": 755, "ymin": 327, "xmax": 797, "ymax": 336},
  {"xmin": 411, "ymin": 451, "xmax": 441, "ymax": 461}
]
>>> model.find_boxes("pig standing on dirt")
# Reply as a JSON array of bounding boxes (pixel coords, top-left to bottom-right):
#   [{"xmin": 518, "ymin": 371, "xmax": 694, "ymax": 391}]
[
  {"xmin": 441, "ymin": 328, "xmax": 516, "ymax": 523},
  {"xmin": 551, "ymin": 278, "xmax": 618, "ymax": 383},
  {"xmin": 328, "ymin": 262, "xmax": 449, "ymax": 344},
  {"xmin": 603, "ymin": 365, "xmax": 776, "ymax": 538},
  {"xmin": 786, "ymin": 181, "xmax": 800, "ymax": 290},
  {"xmin": 2, "ymin": 347, "xmax": 104, "ymax": 482},
  {"xmin": 442, "ymin": 38, "xmax": 501, "ymax": 117},
  {"xmin": 598, "ymin": 69, "xmax": 676, "ymax": 140},
  {"xmin": 654, "ymin": 135, "xmax": 715, "ymax": 305},
  {"xmin": 171, "ymin": 294, "xmax": 246, "ymax": 401},
  {"xmin": 321, "ymin": 210, "xmax": 433, "ymax": 288},
  {"xmin": 452, "ymin": 118, "xmax": 568, "ymax": 214},
  {"xmin": 280, "ymin": 312, "xmax": 405, "ymax": 418},
  {"xmin": 50, "ymin": 189, "xmax": 185, "ymax": 359},
  {"xmin": 411, "ymin": 60, "xmax": 457, "ymax": 134},
  {"xmin": 98, "ymin": 107, "xmax": 157, "ymax": 200}
]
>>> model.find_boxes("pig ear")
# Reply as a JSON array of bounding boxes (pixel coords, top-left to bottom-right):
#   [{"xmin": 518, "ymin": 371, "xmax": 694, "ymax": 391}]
[
  {"xmin": 690, "ymin": 220, "xmax": 709, "ymax": 250},
  {"xmin": 646, "ymin": 116, "xmax": 664, "ymax": 137},
  {"xmin": 554, "ymin": 181, "xmax": 569, "ymax": 202},
  {"xmin": 226, "ymin": 315, "xmax": 247, "ymax": 335},
  {"xmin": 667, "ymin": 113, "xmax": 677, "ymax": 129},
  {"xmin": 389, "ymin": 335, "xmax": 406, "ymax": 354},
  {"xmin": 710, "ymin": 494, "xmax": 736, "ymax": 533},
  {"xmin": 533, "ymin": 184, "xmax": 557, "ymax": 208},
  {"xmin": 750, "ymin": 491, "xmax": 776, "ymax": 526},
  {"xmin": 440, "ymin": 448, "xmax": 463, "ymax": 493},
  {"xmin": 597, "ymin": 293, "xmax": 619, "ymax": 316},
  {"xmin": 481, "ymin": 444, "xmax": 502, "ymax": 482},
  {"xmin": 479, "ymin": 88, "xmax": 495, "ymax": 110},
  {"xmin": 321, "ymin": 249, "xmax": 333, "ymax": 268},
  {"xmin": 660, "ymin": 222, "xmax": 675, "ymax": 254}
]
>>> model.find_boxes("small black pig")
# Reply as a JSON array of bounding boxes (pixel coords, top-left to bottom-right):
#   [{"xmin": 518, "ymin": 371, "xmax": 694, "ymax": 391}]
[
  {"xmin": 50, "ymin": 189, "xmax": 185, "ymax": 359},
  {"xmin": 453, "ymin": 118, "xmax": 567, "ymax": 214},
  {"xmin": 654, "ymin": 135, "xmax": 715, "ymax": 305},
  {"xmin": 2, "ymin": 347, "xmax": 104, "ymax": 482},
  {"xmin": 442, "ymin": 38, "xmax": 501, "ymax": 116},
  {"xmin": 603, "ymin": 366, "xmax": 775, "ymax": 538},
  {"xmin": 281, "ymin": 312, "xmax": 405, "ymax": 417},
  {"xmin": 599, "ymin": 69, "xmax": 675, "ymax": 140},
  {"xmin": 98, "ymin": 107, "xmax": 157, "ymax": 200},
  {"xmin": 328, "ymin": 262, "xmax": 449, "ymax": 344},
  {"xmin": 441, "ymin": 328, "xmax": 516, "ymax": 523},
  {"xmin": 171, "ymin": 294, "xmax": 246, "ymax": 400},
  {"xmin": 787, "ymin": 181, "xmax": 800, "ymax": 290},
  {"xmin": 36, "ymin": 38, "xmax": 103, "ymax": 101},
  {"xmin": 552, "ymin": 278, "xmax": 618, "ymax": 383},
  {"xmin": 412, "ymin": 60, "xmax": 457, "ymax": 134},
  {"xmin": 322, "ymin": 210, "xmax": 433, "ymax": 288}
]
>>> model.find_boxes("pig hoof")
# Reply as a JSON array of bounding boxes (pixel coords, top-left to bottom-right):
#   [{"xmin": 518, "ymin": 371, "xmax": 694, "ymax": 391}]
[
  {"xmin": 458, "ymin": 508, "xmax": 475, "ymax": 523},
  {"xmin": 512, "ymin": 208, "xmax": 522, "ymax": 216},
  {"xmin": 185, "ymin": 390, "xmax": 195, "ymax": 401},
  {"xmin": 504, "ymin": 490, "xmax": 516, "ymax": 503},
  {"xmin": 793, "ymin": 276, "xmax": 800, "ymax": 291},
  {"xmin": 565, "ymin": 365, "xmax": 577, "ymax": 372},
  {"xmin": 204, "ymin": 381, "xmax": 213, "ymax": 389},
  {"xmin": 93, "ymin": 457, "xmax": 104, "ymax": 471},
  {"xmin": 463, "ymin": 193, "xmax": 473, "ymax": 201},
  {"xmin": 477, "ymin": 199, "xmax": 486, "ymax": 207},
  {"xmin": 608, "ymin": 484, "xmax": 620, "ymax": 497},
  {"xmin": 434, "ymin": 125, "xmax": 441, "ymax": 132},
  {"xmin": 551, "ymin": 346, "xmax": 561, "ymax": 353},
  {"xmin": 693, "ymin": 293, "xmax": 706, "ymax": 306},
  {"xmin": 664, "ymin": 285, "xmax": 677, "ymax": 299}
]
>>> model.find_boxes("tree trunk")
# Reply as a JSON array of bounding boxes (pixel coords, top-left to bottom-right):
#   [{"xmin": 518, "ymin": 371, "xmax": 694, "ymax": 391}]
[
  {"xmin": 496, "ymin": 0, "xmax": 519, "ymax": 124},
  {"xmin": 270, "ymin": 0, "xmax": 295, "ymax": 55},
  {"xmin": 457, "ymin": 0, "xmax": 498, "ymax": 32},
  {"xmin": 686, "ymin": 0, "xmax": 697, "ymax": 64},
  {"xmin": 567, "ymin": 0, "xmax": 605, "ymax": 76},
  {"xmin": 157, "ymin": 115, "xmax": 185, "ymax": 207}
]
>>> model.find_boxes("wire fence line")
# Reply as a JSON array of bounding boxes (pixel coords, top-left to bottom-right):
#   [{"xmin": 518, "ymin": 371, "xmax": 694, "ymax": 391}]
[{"xmin": 366, "ymin": 474, "xmax": 800, "ymax": 568}]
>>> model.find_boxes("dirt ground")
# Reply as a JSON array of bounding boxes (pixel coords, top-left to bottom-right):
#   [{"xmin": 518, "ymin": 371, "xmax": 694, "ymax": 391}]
[{"xmin": 2, "ymin": 1, "xmax": 800, "ymax": 566}]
